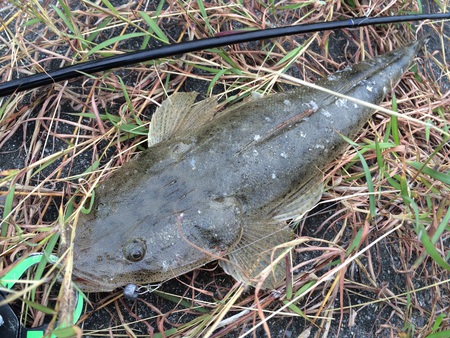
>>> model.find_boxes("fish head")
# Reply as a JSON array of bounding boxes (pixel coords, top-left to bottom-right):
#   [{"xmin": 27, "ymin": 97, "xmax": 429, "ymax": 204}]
[{"xmin": 69, "ymin": 189, "xmax": 244, "ymax": 292}]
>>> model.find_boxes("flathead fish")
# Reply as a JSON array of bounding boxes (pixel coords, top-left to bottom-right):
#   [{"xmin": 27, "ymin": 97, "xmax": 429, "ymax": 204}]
[{"xmin": 66, "ymin": 40, "xmax": 422, "ymax": 291}]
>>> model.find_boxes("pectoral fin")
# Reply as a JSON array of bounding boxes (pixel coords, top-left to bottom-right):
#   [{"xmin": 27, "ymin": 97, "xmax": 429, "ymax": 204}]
[
  {"xmin": 219, "ymin": 174, "xmax": 323, "ymax": 289},
  {"xmin": 219, "ymin": 220, "xmax": 294, "ymax": 289},
  {"xmin": 148, "ymin": 92, "xmax": 218, "ymax": 146},
  {"xmin": 271, "ymin": 173, "xmax": 324, "ymax": 222}
]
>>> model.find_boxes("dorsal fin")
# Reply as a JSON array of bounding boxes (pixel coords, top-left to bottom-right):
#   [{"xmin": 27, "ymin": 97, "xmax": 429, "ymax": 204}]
[{"xmin": 148, "ymin": 92, "xmax": 218, "ymax": 147}]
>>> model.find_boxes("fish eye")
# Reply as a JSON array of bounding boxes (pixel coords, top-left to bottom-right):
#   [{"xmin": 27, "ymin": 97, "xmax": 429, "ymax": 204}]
[{"xmin": 123, "ymin": 238, "xmax": 147, "ymax": 262}]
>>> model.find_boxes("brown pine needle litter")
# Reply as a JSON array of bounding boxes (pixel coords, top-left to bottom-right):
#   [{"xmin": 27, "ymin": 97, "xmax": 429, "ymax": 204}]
[{"xmin": 0, "ymin": 0, "xmax": 449, "ymax": 337}]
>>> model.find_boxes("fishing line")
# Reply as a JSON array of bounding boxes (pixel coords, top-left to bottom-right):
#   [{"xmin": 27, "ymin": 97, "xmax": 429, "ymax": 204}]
[{"xmin": 0, "ymin": 13, "xmax": 448, "ymax": 97}]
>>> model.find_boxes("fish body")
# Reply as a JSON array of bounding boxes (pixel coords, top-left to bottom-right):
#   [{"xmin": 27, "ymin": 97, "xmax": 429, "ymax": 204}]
[{"xmin": 68, "ymin": 41, "xmax": 422, "ymax": 292}]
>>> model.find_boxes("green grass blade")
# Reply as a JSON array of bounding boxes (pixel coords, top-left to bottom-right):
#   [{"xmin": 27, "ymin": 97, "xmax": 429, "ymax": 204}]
[
  {"xmin": 407, "ymin": 161, "xmax": 450, "ymax": 185},
  {"xmin": 389, "ymin": 94, "xmax": 400, "ymax": 146},
  {"xmin": 139, "ymin": 11, "xmax": 169, "ymax": 43},
  {"xmin": 99, "ymin": 0, "xmax": 119, "ymax": 15},
  {"xmin": 341, "ymin": 134, "xmax": 376, "ymax": 218},
  {"xmin": 81, "ymin": 190, "xmax": 95, "ymax": 214},
  {"xmin": 196, "ymin": 0, "xmax": 213, "ymax": 34},
  {"xmin": 418, "ymin": 224, "xmax": 450, "ymax": 271},
  {"xmin": 2, "ymin": 177, "xmax": 17, "ymax": 237},
  {"xmin": 86, "ymin": 32, "xmax": 147, "ymax": 56}
]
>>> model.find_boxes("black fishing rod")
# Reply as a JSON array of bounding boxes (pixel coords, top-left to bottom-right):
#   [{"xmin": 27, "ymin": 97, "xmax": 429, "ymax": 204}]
[{"xmin": 0, "ymin": 13, "xmax": 449, "ymax": 97}]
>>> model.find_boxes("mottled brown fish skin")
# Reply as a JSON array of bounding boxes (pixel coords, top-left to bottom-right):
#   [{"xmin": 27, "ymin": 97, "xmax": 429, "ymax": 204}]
[{"xmin": 67, "ymin": 40, "xmax": 422, "ymax": 291}]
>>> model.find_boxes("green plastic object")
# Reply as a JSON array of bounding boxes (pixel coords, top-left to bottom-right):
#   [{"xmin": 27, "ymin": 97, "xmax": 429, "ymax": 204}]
[{"xmin": 0, "ymin": 253, "xmax": 84, "ymax": 338}]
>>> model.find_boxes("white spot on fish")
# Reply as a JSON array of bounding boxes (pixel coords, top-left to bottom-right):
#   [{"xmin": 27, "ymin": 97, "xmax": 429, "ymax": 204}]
[
  {"xmin": 254, "ymin": 134, "xmax": 261, "ymax": 141},
  {"xmin": 328, "ymin": 74, "xmax": 336, "ymax": 81},
  {"xmin": 253, "ymin": 149, "xmax": 258, "ymax": 156},
  {"xmin": 306, "ymin": 100, "xmax": 318, "ymax": 110},
  {"xmin": 190, "ymin": 158, "xmax": 196, "ymax": 170},
  {"xmin": 197, "ymin": 210, "xmax": 202, "ymax": 214},
  {"xmin": 280, "ymin": 152, "xmax": 288, "ymax": 159},
  {"xmin": 366, "ymin": 85, "xmax": 373, "ymax": 92},
  {"xmin": 321, "ymin": 110, "xmax": 331, "ymax": 118},
  {"xmin": 271, "ymin": 173, "xmax": 277, "ymax": 179},
  {"xmin": 251, "ymin": 91, "xmax": 263, "ymax": 100},
  {"xmin": 283, "ymin": 99, "xmax": 291, "ymax": 106},
  {"xmin": 315, "ymin": 144, "xmax": 325, "ymax": 149},
  {"xmin": 300, "ymin": 131, "xmax": 306, "ymax": 138},
  {"xmin": 335, "ymin": 98, "xmax": 348, "ymax": 108},
  {"xmin": 265, "ymin": 117, "xmax": 272, "ymax": 122},
  {"xmin": 354, "ymin": 103, "xmax": 358, "ymax": 108}
]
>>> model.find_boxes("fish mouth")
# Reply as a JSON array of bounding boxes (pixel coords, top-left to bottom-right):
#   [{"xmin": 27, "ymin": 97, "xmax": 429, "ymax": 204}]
[{"xmin": 71, "ymin": 267, "xmax": 120, "ymax": 292}]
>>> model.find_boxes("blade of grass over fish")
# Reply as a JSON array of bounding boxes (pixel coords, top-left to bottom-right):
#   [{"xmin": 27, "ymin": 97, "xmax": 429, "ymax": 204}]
[{"xmin": 139, "ymin": 11, "xmax": 170, "ymax": 44}]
